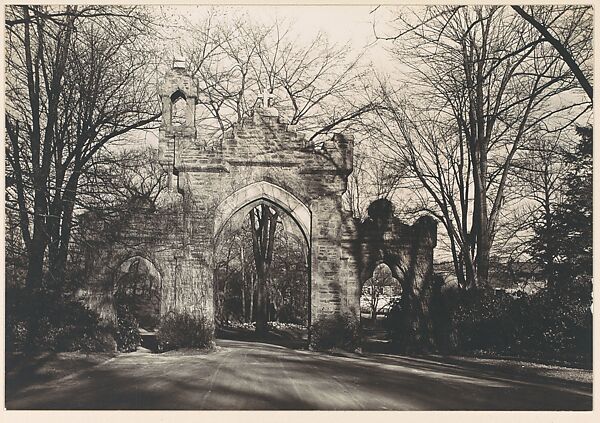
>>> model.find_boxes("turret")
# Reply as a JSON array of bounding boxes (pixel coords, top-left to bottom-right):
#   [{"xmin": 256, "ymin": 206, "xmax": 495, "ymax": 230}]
[{"xmin": 158, "ymin": 57, "xmax": 198, "ymax": 194}]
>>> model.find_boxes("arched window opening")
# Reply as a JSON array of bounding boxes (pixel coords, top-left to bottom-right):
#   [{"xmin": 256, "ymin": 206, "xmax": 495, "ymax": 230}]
[
  {"xmin": 171, "ymin": 96, "xmax": 187, "ymax": 126},
  {"xmin": 360, "ymin": 263, "xmax": 402, "ymax": 321}
]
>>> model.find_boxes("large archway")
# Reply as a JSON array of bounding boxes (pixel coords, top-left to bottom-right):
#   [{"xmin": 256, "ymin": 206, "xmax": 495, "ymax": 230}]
[{"xmin": 212, "ymin": 186, "xmax": 311, "ymax": 344}]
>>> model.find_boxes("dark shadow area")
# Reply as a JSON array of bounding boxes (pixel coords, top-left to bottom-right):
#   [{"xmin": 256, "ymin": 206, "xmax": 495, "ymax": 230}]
[
  {"xmin": 5, "ymin": 352, "xmax": 57, "ymax": 394},
  {"xmin": 218, "ymin": 320, "xmax": 592, "ymax": 393},
  {"xmin": 361, "ymin": 316, "xmax": 393, "ymax": 354},
  {"xmin": 341, "ymin": 320, "xmax": 592, "ymax": 392},
  {"xmin": 5, "ymin": 339, "xmax": 591, "ymax": 410},
  {"xmin": 5, "ymin": 351, "xmax": 116, "ymax": 396},
  {"xmin": 140, "ymin": 331, "xmax": 159, "ymax": 351}
]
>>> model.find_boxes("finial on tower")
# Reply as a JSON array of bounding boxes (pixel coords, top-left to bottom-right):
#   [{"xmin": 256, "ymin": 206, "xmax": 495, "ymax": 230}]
[
  {"xmin": 255, "ymin": 90, "xmax": 278, "ymax": 118},
  {"xmin": 258, "ymin": 91, "xmax": 276, "ymax": 108},
  {"xmin": 173, "ymin": 54, "xmax": 186, "ymax": 70}
]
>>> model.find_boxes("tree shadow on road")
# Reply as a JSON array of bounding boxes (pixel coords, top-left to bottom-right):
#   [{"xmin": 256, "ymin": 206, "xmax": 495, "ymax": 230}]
[
  {"xmin": 7, "ymin": 342, "xmax": 592, "ymax": 410},
  {"xmin": 5, "ymin": 339, "xmax": 592, "ymax": 410},
  {"xmin": 5, "ymin": 351, "xmax": 115, "ymax": 395}
]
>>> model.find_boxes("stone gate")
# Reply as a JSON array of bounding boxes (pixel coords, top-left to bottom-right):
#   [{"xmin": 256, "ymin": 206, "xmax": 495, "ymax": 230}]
[{"xmin": 83, "ymin": 60, "xmax": 436, "ymax": 346}]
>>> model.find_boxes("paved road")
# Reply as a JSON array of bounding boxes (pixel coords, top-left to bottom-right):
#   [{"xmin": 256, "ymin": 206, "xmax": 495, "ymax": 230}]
[{"xmin": 6, "ymin": 339, "xmax": 592, "ymax": 410}]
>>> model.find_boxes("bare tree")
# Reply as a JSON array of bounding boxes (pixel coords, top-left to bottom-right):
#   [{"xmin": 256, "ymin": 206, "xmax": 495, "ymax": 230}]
[
  {"xmin": 213, "ymin": 211, "xmax": 308, "ymax": 326},
  {"xmin": 5, "ymin": 5, "xmax": 161, "ymax": 312},
  {"xmin": 344, "ymin": 144, "xmax": 407, "ymax": 220},
  {"xmin": 83, "ymin": 148, "xmax": 170, "ymax": 212},
  {"xmin": 512, "ymin": 5, "xmax": 593, "ymax": 102},
  {"xmin": 371, "ymin": 6, "xmax": 591, "ymax": 288},
  {"xmin": 183, "ymin": 14, "xmax": 378, "ymax": 145},
  {"xmin": 363, "ymin": 264, "xmax": 400, "ymax": 320},
  {"xmin": 495, "ymin": 128, "xmax": 574, "ymax": 273},
  {"xmin": 248, "ymin": 205, "xmax": 279, "ymax": 334}
]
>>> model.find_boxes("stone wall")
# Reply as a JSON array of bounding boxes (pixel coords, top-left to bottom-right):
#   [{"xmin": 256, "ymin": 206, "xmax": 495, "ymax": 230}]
[
  {"xmin": 164, "ymin": 108, "xmax": 356, "ymax": 326},
  {"xmin": 84, "ymin": 62, "xmax": 436, "ymax": 349},
  {"xmin": 81, "ymin": 203, "xmax": 213, "ymax": 327}
]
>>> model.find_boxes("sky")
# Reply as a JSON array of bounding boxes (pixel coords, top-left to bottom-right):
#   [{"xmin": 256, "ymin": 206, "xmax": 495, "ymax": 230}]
[
  {"xmin": 121, "ymin": 4, "xmax": 395, "ymax": 149},
  {"xmin": 116, "ymin": 5, "xmax": 592, "ymax": 265},
  {"xmin": 158, "ymin": 4, "xmax": 396, "ymax": 71},
  {"xmin": 172, "ymin": 5, "xmax": 379, "ymax": 47}
]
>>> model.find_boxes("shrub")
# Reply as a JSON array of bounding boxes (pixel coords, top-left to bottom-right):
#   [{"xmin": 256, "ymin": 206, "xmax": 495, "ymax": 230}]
[
  {"xmin": 6, "ymin": 286, "xmax": 111, "ymax": 353},
  {"xmin": 420, "ymin": 283, "xmax": 593, "ymax": 361},
  {"xmin": 156, "ymin": 312, "xmax": 214, "ymax": 351},
  {"xmin": 115, "ymin": 304, "xmax": 141, "ymax": 352},
  {"xmin": 384, "ymin": 292, "xmax": 440, "ymax": 353},
  {"xmin": 523, "ymin": 278, "xmax": 592, "ymax": 356},
  {"xmin": 52, "ymin": 300, "xmax": 116, "ymax": 352},
  {"xmin": 383, "ymin": 297, "xmax": 408, "ymax": 347},
  {"xmin": 6, "ymin": 287, "xmax": 35, "ymax": 353},
  {"xmin": 383, "ymin": 278, "xmax": 592, "ymax": 364},
  {"xmin": 310, "ymin": 311, "xmax": 360, "ymax": 351},
  {"xmin": 6, "ymin": 318, "xmax": 28, "ymax": 353}
]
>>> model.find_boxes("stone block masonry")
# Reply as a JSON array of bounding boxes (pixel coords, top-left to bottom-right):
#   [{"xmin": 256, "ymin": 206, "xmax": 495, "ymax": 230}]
[{"xmin": 83, "ymin": 60, "xmax": 436, "ymax": 348}]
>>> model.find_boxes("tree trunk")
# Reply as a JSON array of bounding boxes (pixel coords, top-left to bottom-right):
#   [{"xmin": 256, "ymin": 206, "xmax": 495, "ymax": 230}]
[
  {"xmin": 255, "ymin": 260, "xmax": 268, "ymax": 334},
  {"xmin": 48, "ymin": 169, "xmax": 81, "ymax": 290},
  {"xmin": 25, "ymin": 179, "xmax": 51, "ymax": 351},
  {"xmin": 249, "ymin": 205, "xmax": 278, "ymax": 335},
  {"xmin": 390, "ymin": 253, "xmax": 435, "ymax": 353},
  {"xmin": 240, "ymin": 242, "xmax": 246, "ymax": 321},
  {"xmin": 250, "ymin": 273, "xmax": 254, "ymax": 322}
]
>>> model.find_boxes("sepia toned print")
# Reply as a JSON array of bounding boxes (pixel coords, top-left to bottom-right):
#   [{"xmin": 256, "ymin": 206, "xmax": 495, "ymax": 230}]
[{"xmin": 4, "ymin": 4, "xmax": 592, "ymax": 410}]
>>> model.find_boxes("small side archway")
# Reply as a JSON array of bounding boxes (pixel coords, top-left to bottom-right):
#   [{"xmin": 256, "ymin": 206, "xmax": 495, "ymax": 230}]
[
  {"xmin": 360, "ymin": 261, "xmax": 404, "ymax": 319},
  {"xmin": 113, "ymin": 256, "xmax": 163, "ymax": 331}
]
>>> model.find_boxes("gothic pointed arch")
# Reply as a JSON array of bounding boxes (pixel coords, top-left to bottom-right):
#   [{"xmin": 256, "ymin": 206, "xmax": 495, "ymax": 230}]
[{"xmin": 213, "ymin": 181, "xmax": 311, "ymax": 245}]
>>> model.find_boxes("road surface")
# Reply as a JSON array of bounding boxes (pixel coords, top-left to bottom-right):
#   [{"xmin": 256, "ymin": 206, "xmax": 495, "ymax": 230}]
[{"xmin": 5, "ymin": 339, "xmax": 592, "ymax": 410}]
